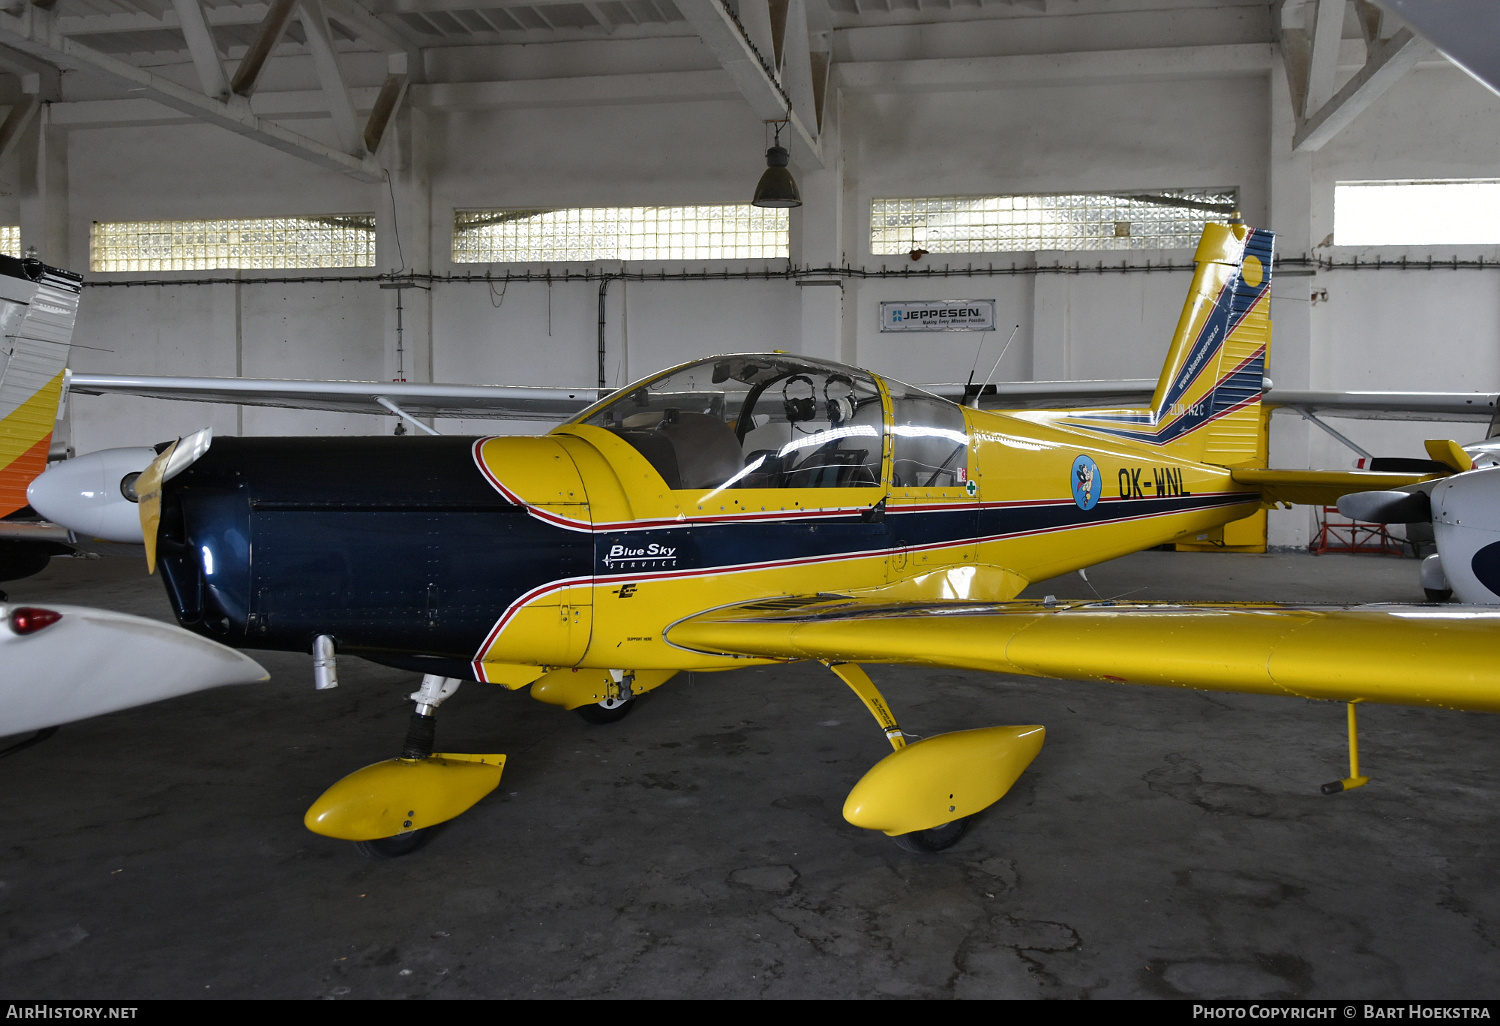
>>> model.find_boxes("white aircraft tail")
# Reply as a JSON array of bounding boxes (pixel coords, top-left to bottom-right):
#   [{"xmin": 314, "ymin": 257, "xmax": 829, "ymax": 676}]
[{"xmin": 0, "ymin": 257, "xmax": 83, "ymax": 516}]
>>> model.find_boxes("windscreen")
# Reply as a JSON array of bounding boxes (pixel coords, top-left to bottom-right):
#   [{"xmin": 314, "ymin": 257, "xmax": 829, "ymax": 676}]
[
  {"xmin": 885, "ymin": 381, "xmax": 971, "ymax": 489},
  {"xmin": 580, "ymin": 356, "xmax": 885, "ymax": 492}
]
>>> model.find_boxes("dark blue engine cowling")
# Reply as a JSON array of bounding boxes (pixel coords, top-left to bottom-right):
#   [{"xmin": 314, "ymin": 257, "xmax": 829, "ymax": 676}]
[{"xmin": 155, "ymin": 436, "xmax": 591, "ymax": 671}]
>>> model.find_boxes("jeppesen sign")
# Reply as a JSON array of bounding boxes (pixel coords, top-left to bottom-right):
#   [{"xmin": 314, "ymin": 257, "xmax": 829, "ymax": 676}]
[{"xmin": 879, "ymin": 300, "xmax": 996, "ymax": 332}]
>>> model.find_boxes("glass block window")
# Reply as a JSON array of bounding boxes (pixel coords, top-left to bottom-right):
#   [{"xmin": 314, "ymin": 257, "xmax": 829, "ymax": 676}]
[
  {"xmin": 0, "ymin": 226, "xmax": 18, "ymax": 256},
  {"xmin": 1336, "ymin": 181, "xmax": 1500, "ymax": 245},
  {"xmin": 452, "ymin": 205, "xmax": 789, "ymax": 263},
  {"xmin": 90, "ymin": 215, "xmax": 376, "ymax": 272},
  {"xmin": 870, "ymin": 190, "xmax": 1238, "ymax": 255}
]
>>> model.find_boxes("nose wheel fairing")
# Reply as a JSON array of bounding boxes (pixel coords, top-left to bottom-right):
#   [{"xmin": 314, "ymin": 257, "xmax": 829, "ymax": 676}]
[{"xmin": 304, "ymin": 753, "xmax": 506, "ymax": 842}]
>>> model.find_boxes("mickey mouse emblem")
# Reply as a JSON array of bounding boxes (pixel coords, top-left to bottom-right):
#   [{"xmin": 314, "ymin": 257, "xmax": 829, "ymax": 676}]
[{"xmin": 1070, "ymin": 454, "xmax": 1100, "ymax": 511}]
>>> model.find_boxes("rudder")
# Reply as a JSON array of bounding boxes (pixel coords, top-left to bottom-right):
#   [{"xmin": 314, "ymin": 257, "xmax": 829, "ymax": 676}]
[{"xmin": 1058, "ymin": 221, "xmax": 1274, "ymax": 467}]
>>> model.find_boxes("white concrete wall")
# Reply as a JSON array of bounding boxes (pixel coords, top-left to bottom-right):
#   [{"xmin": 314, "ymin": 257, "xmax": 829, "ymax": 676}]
[
  {"xmin": 1264, "ymin": 63, "xmax": 1500, "ymax": 544},
  {"xmin": 22, "ymin": 44, "xmax": 1500, "ymax": 556}
]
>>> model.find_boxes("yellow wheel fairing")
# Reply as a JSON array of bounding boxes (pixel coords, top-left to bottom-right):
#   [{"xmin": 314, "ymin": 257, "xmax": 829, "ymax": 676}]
[
  {"xmin": 304, "ymin": 753, "xmax": 506, "ymax": 841},
  {"xmin": 843, "ymin": 725, "xmax": 1046, "ymax": 836}
]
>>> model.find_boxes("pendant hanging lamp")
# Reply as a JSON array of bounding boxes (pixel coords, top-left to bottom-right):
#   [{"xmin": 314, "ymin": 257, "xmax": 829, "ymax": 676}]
[{"xmin": 752, "ymin": 121, "xmax": 801, "ymax": 209}]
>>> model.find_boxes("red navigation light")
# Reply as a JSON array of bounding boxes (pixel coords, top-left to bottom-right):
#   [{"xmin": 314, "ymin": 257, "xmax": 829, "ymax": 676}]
[{"xmin": 9, "ymin": 607, "xmax": 63, "ymax": 635}]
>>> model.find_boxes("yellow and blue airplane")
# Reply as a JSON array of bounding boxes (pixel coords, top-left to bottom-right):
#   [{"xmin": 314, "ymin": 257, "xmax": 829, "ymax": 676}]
[{"xmin": 45, "ymin": 219, "xmax": 1500, "ymax": 857}]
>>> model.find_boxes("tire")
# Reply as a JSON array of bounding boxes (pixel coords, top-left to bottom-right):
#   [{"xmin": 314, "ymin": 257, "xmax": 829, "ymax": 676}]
[
  {"xmin": 576, "ymin": 696, "xmax": 635, "ymax": 724},
  {"xmin": 1424, "ymin": 588, "xmax": 1453, "ymax": 602},
  {"xmin": 354, "ymin": 827, "xmax": 435, "ymax": 860},
  {"xmin": 892, "ymin": 817, "xmax": 969, "ymax": 854}
]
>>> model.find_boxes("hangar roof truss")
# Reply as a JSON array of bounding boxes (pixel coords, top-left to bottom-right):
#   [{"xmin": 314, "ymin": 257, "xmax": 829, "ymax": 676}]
[{"xmin": 0, "ymin": 0, "xmax": 1468, "ymax": 187}]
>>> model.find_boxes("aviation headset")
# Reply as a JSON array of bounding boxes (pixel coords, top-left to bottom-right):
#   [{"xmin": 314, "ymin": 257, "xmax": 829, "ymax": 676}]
[
  {"xmin": 825, "ymin": 374, "xmax": 857, "ymax": 426},
  {"xmin": 782, "ymin": 375, "xmax": 818, "ymax": 422},
  {"xmin": 783, "ymin": 374, "xmax": 859, "ymax": 425}
]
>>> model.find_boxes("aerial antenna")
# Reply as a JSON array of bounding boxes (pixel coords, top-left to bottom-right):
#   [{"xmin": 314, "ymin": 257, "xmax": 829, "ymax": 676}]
[
  {"xmin": 963, "ymin": 328, "xmax": 990, "ymax": 405},
  {"xmin": 969, "ymin": 324, "xmax": 1020, "ymax": 409}
]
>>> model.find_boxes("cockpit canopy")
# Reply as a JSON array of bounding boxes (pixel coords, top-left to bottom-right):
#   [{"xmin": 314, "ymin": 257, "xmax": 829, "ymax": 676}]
[{"xmin": 575, "ymin": 355, "xmax": 969, "ymax": 494}]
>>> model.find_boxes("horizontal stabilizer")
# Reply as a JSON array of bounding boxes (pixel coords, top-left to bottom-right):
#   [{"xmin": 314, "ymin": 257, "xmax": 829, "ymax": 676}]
[
  {"xmin": 1425, "ymin": 438, "xmax": 1475, "ymax": 473},
  {"xmin": 667, "ymin": 597, "xmax": 1500, "ymax": 713},
  {"xmin": 1231, "ymin": 467, "xmax": 1444, "ymax": 506},
  {"xmin": 1266, "ymin": 390, "xmax": 1500, "ymax": 422}
]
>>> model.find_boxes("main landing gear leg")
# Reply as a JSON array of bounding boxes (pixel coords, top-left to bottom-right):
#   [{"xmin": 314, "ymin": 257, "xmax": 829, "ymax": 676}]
[{"xmin": 823, "ymin": 661, "xmax": 969, "ymax": 853}]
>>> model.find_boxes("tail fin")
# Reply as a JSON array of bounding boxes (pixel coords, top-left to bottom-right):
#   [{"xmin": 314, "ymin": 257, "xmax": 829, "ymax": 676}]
[
  {"xmin": 1060, "ymin": 222, "xmax": 1275, "ymax": 466},
  {"xmin": 0, "ymin": 258, "xmax": 82, "ymax": 516}
]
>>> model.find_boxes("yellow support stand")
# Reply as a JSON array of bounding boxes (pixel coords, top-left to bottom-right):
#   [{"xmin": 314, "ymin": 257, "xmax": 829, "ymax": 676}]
[
  {"xmin": 823, "ymin": 661, "xmax": 906, "ymax": 751},
  {"xmin": 1321, "ymin": 700, "xmax": 1370, "ymax": 794}
]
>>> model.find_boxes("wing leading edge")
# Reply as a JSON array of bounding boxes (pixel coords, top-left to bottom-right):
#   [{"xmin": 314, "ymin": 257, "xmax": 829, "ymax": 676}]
[
  {"xmin": 66, "ymin": 374, "xmax": 600, "ymax": 422},
  {"xmin": 667, "ymin": 597, "xmax": 1500, "ymax": 713}
]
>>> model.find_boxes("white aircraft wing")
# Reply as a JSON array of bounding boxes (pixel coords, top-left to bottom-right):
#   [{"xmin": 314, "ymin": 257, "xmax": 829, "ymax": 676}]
[
  {"xmin": 1374, "ymin": 0, "xmax": 1500, "ymax": 99},
  {"xmin": 0, "ymin": 603, "xmax": 269, "ymax": 737},
  {"xmin": 927, "ymin": 380, "xmax": 1500, "ymax": 424},
  {"xmin": 65, "ymin": 372, "xmax": 1500, "ymax": 428},
  {"xmin": 66, "ymin": 373, "xmax": 602, "ymax": 422},
  {"xmin": 1264, "ymin": 390, "xmax": 1500, "ymax": 423},
  {"xmin": 919, "ymin": 378, "xmax": 1157, "ymax": 409},
  {"xmin": 73, "ymin": 372, "xmax": 1165, "ymax": 420}
]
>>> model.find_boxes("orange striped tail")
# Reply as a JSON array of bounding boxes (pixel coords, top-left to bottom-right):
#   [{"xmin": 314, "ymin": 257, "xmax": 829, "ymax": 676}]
[{"xmin": 0, "ymin": 260, "xmax": 83, "ymax": 517}]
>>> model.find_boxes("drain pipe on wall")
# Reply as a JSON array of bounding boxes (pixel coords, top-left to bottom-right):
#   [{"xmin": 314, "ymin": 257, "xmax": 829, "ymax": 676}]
[{"xmin": 597, "ymin": 274, "xmax": 619, "ymax": 390}]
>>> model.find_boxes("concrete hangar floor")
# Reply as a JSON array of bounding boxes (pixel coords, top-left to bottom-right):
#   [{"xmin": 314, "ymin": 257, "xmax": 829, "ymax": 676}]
[{"xmin": 2, "ymin": 550, "xmax": 1497, "ymax": 1000}]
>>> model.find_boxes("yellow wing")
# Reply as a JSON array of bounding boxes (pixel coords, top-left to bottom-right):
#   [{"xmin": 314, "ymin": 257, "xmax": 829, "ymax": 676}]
[{"xmin": 668, "ymin": 597, "xmax": 1500, "ymax": 713}]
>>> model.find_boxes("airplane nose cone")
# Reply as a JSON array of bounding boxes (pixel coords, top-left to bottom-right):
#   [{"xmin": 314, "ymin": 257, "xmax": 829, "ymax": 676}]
[{"xmin": 27, "ymin": 447, "xmax": 157, "ymax": 543}]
